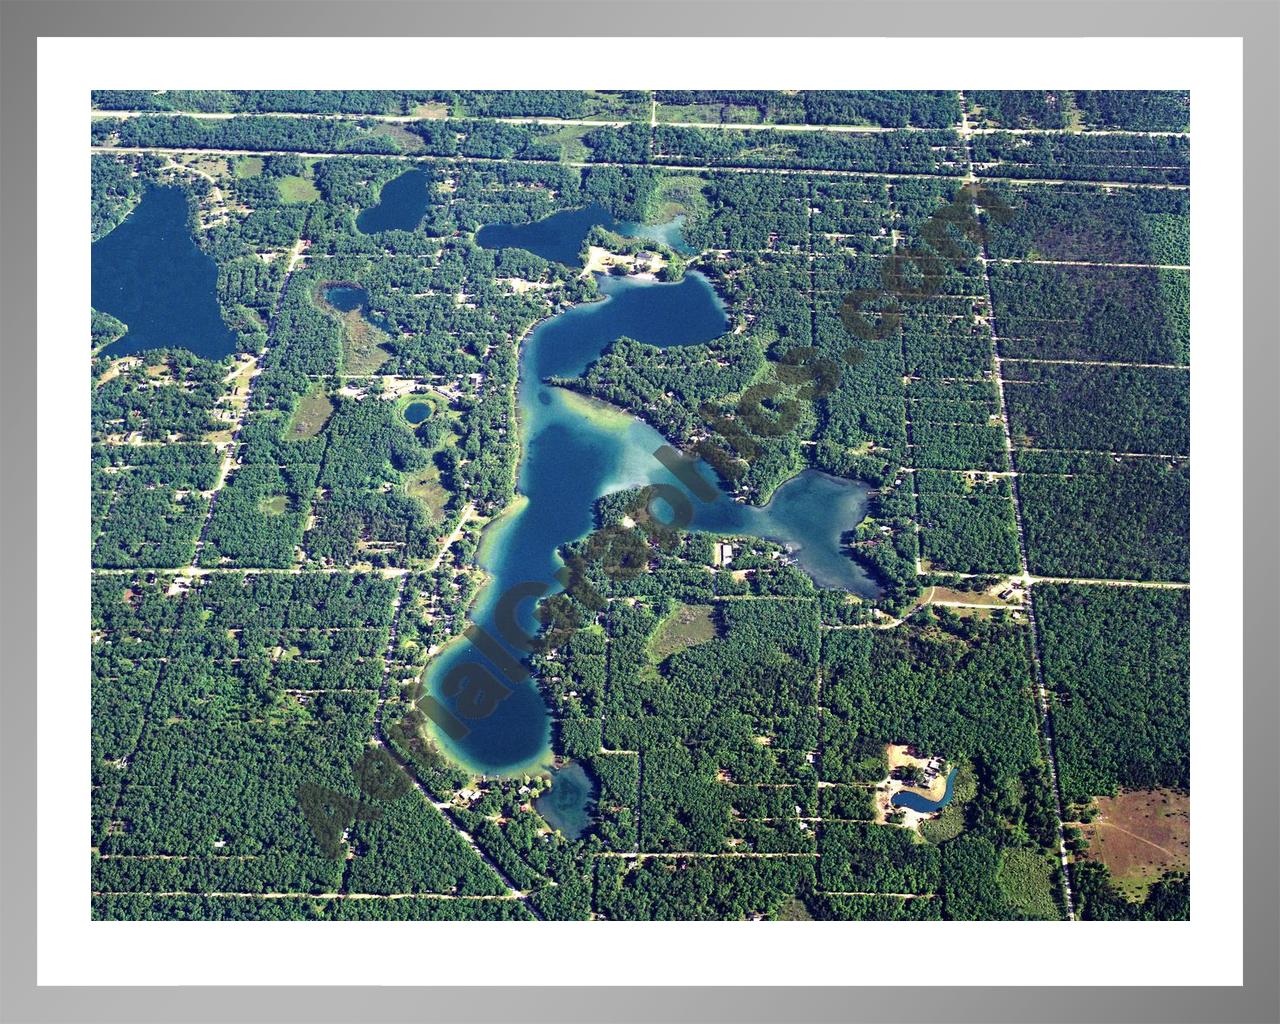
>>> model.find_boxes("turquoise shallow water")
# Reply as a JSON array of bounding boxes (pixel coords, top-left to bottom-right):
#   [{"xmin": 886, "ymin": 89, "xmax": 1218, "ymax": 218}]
[
  {"xmin": 92, "ymin": 186, "xmax": 239, "ymax": 359},
  {"xmin": 425, "ymin": 210, "xmax": 878, "ymax": 775}
]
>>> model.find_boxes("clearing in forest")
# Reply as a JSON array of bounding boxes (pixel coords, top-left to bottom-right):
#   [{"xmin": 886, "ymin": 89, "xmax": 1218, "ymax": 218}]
[
  {"xmin": 649, "ymin": 603, "xmax": 719, "ymax": 663},
  {"xmin": 1079, "ymin": 788, "xmax": 1189, "ymax": 900}
]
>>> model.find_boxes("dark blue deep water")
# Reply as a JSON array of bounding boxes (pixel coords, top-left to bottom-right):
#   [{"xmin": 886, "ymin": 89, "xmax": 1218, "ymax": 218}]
[
  {"xmin": 324, "ymin": 284, "xmax": 368, "ymax": 311},
  {"xmin": 425, "ymin": 230, "xmax": 877, "ymax": 774},
  {"xmin": 356, "ymin": 169, "xmax": 432, "ymax": 233},
  {"xmin": 891, "ymin": 768, "xmax": 959, "ymax": 813},
  {"xmin": 91, "ymin": 186, "xmax": 239, "ymax": 359},
  {"xmin": 476, "ymin": 202, "xmax": 696, "ymax": 267},
  {"xmin": 403, "ymin": 401, "xmax": 431, "ymax": 425},
  {"xmin": 533, "ymin": 762, "xmax": 598, "ymax": 840}
]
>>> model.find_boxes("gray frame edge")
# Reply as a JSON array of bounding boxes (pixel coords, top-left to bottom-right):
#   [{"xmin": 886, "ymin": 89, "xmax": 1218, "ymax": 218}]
[{"xmin": 0, "ymin": 2, "xmax": 1275, "ymax": 1022}]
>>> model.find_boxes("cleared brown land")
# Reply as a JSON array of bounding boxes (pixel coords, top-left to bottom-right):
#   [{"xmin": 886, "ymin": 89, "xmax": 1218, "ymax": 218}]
[{"xmin": 1080, "ymin": 788, "xmax": 1189, "ymax": 900}]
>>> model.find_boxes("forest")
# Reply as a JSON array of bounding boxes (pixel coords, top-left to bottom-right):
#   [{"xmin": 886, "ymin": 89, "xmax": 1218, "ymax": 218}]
[
  {"xmin": 92, "ymin": 88, "xmax": 1186, "ymax": 131},
  {"xmin": 989, "ymin": 262, "xmax": 1188, "ymax": 365},
  {"xmin": 1036, "ymin": 584, "xmax": 1190, "ymax": 802},
  {"xmin": 652, "ymin": 125, "xmax": 964, "ymax": 174},
  {"xmin": 915, "ymin": 475, "xmax": 1020, "ymax": 575},
  {"xmin": 971, "ymin": 133, "xmax": 1190, "ymax": 185},
  {"xmin": 1002, "ymin": 363, "xmax": 1189, "ymax": 456},
  {"xmin": 1017, "ymin": 454, "xmax": 1189, "ymax": 581},
  {"xmin": 984, "ymin": 184, "xmax": 1189, "ymax": 265}
]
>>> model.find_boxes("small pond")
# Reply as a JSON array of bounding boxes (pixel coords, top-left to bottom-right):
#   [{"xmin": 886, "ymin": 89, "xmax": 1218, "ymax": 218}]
[
  {"xmin": 533, "ymin": 761, "xmax": 598, "ymax": 840},
  {"xmin": 403, "ymin": 401, "xmax": 432, "ymax": 425},
  {"xmin": 324, "ymin": 284, "xmax": 367, "ymax": 312},
  {"xmin": 891, "ymin": 768, "xmax": 959, "ymax": 814},
  {"xmin": 356, "ymin": 169, "xmax": 432, "ymax": 233}
]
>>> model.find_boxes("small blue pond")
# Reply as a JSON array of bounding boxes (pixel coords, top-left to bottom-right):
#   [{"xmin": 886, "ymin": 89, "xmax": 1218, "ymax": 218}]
[
  {"xmin": 891, "ymin": 768, "xmax": 958, "ymax": 813},
  {"xmin": 403, "ymin": 401, "xmax": 431, "ymax": 425},
  {"xmin": 356, "ymin": 169, "xmax": 432, "ymax": 233},
  {"xmin": 324, "ymin": 284, "xmax": 367, "ymax": 312},
  {"xmin": 533, "ymin": 762, "xmax": 597, "ymax": 840}
]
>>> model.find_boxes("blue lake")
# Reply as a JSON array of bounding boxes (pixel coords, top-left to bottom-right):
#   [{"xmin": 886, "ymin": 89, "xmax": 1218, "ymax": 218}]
[
  {"xmin": 356, "ymin": 169, "xmax": 432, "ymax": 233},
  {"xmin": 891, "ymin": 768, "xmax": 959, "ymax": 813},
  {"xmin": 91, "ymin": 186, "xmax": 239, "ymax": 359},
  {"xmin": 425, "ymin": 210, "xmax": 878, "ymax": 774},
  {"xmin": 533, "ymin": 761, "xmax": 598, "ymax": 840},
  {"xmin": 476, "ymin": 201, "xmax": 696, "ymax": 267}
]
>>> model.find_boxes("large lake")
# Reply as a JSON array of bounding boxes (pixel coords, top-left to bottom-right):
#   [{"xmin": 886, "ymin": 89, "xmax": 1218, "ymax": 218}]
[
  {"xmin": 426, "ymin": 208, "xmax": 877, "ymax": 776},
  {"xmin": 91, "ymin": 186, "xmax": 239, "ymax": 359}
]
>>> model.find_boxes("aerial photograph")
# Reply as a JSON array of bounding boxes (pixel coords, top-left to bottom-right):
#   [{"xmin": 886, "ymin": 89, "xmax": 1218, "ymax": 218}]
[{"xmin": 88, "ymin": 89, "xmax": 1190, "ymax": 923}]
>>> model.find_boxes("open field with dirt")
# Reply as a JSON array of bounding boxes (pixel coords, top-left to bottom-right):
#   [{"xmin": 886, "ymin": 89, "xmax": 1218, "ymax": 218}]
[{"xmin": 1079, "ymin": 788, "xmax": 1189, "ymax": 900}]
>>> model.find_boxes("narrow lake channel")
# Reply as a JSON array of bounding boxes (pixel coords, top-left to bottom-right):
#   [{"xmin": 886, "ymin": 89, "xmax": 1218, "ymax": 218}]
[{"xmin": 427, "ymin": 207, "xmax": 878, "ymax": 782}]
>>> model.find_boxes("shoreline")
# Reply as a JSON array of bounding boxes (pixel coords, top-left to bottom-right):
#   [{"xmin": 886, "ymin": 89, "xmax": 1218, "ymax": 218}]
[
  {"xmin": 413, "ymin": 259, "xmax": 718, "ymax": 777},
  {"xmin": 411, "ymin": 287, "xmax": 590, "ymax": 779},
  {"xmin": 412, "ymin": 217, "xmax": 880, "ymax": 777}
]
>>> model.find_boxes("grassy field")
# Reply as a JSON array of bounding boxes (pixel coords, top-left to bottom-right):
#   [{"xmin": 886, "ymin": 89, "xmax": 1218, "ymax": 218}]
[
  {"xmin": 1079, "ymin": 788, "xmax": 1190, "ymax": 901},
  {"xmin": 404, "ymin": 461, "xmax": 450, "ymax": 519},
  {"xmin": 277, "ymin": 175, "xmax": 320, "ymax": 204},
  {"xmin": 287, "ymin": 387, "xmax": 337, "ymax": 440},
  {"xmin": 646, "ymin": 175, "xmax": 708, "ymax": 224},
  {"xmin": 919, "ymin": 761, "xmax": 978, "ymax": 845},
  {"xmin": 372, "ymin": 123, "xmax": 425, "ymax": 154},
  {"xmin": 581, "ymin": 91, "xmax": 651, "ymax": 120},
  {"xmin": 338, "ymin": 309, "xmax": 392, "ymax": 375},
  {"xmin": 544, "ymin": 124, "xmax": 595, "ymax": 163},
  {"xmin": 233, "ymin": 156, "xmax": 264, "ymax": 179},
  {"xmin": 410, "ymin": 101, "xmax": 449, "ymax": 119},
  {"xmin": 400, "ymin": 400, "xmax": 458, "ymax": 519},
  {"xmin": 654, "ymin": 102, "xmax": 764, "ymax": 124},
  {"xmin": 649, "ymin": 603, "xmax": 719, "ymax": 663},
  {"xmin": 258, "ymin": 495, "xmax": 289, "ymax": 515},
  {"xmin": 773, "ymin": 898, "xmax": 814, "ymax": 921},
  {"xmin": 998, "ymin": 848, "xmax": 1062, "ymax": 919}
]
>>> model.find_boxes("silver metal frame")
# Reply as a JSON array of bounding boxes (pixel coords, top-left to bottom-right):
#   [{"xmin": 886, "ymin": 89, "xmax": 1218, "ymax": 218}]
[{"xmin": 2, "ymin": 3, "xmax": 1275, "ymax": 1020}]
